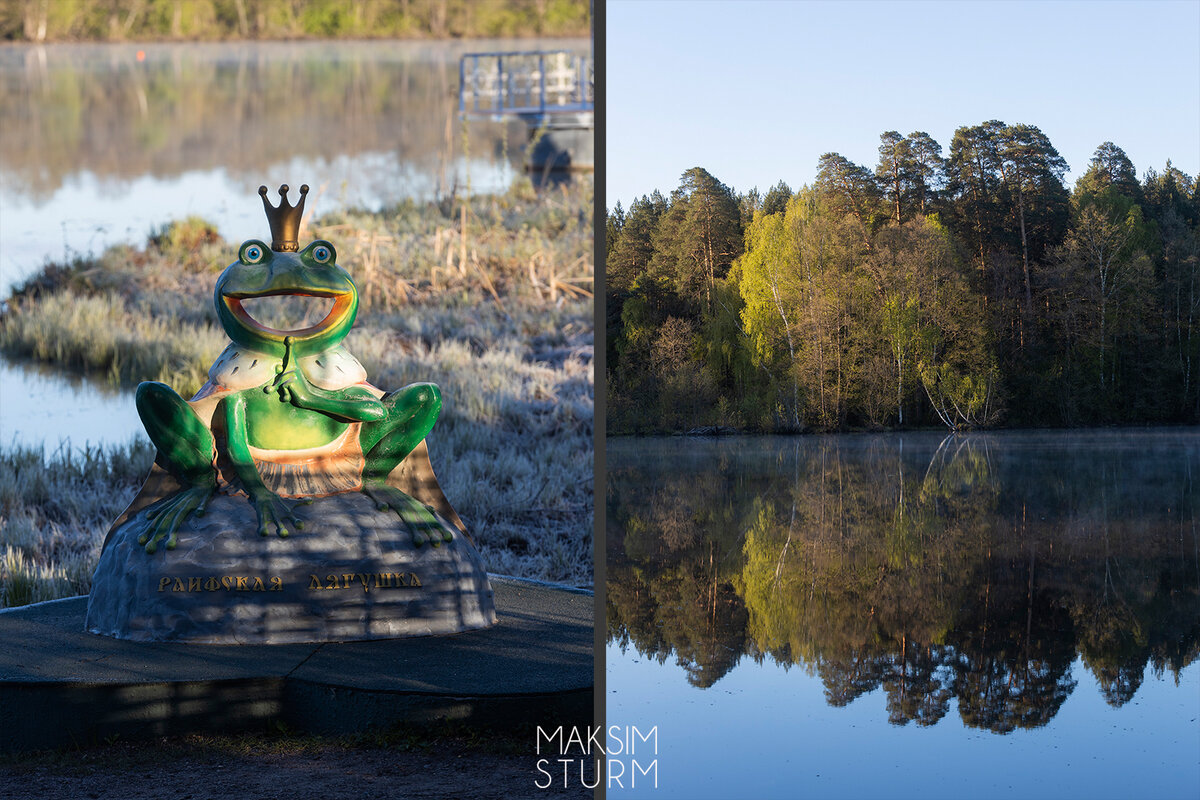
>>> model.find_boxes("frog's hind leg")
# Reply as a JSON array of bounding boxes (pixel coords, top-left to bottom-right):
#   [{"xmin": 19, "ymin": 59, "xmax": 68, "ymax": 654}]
[
  {"xmin": 137, "ymin": 381, "xmax": 217, "ymax": 484},
  {"xmin": 359, "ymin": 383, "xmax": 451, "ymax": 546},
  {"xmin": 359, "ymin": 383, "xmax": 442, "ymax": 479},
  {"xmin": 135, "ymin": 381, "xmax": 217, "ymax": 552}
]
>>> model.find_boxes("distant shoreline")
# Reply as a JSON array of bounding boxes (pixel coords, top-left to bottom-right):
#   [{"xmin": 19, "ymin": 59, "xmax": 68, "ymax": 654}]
[
  {"xmin": 0, "ymin": 33, "xmax": 586, "ymax": 46},
  {"xmin": 604, "ymin": 422, "xmax": 1200, "ymax": 437},
  {"xmin": 2, "ymin": 0, "xmax": 590, "ymax": 44}
]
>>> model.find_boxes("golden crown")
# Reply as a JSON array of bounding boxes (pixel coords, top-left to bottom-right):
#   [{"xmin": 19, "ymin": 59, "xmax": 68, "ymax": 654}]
[{"xmin": 258, "ymin": 183, "xmax": 308, "ymax": 252}]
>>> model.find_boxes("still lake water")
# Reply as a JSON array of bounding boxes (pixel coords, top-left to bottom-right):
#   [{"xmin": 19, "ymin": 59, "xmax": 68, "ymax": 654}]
[
  {"xmin": 0, "ymin": 38, "xmax": 586, "ymax": 293},
  {"xmin": 607, "ymin": 431, "xmax": 1200, "ymax": 799},
  {"xmin": 0, "ymin": 38, "xmax": 583, "ymax": 450},
  {"xmin": 0, "ymin": 357, "xmax": 144, "ymax": 450}
]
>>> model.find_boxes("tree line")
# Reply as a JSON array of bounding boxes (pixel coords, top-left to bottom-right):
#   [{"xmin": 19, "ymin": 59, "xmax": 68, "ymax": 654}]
[
  {"xmin": 606, "ymin": 124, "xmax": 1200, "ymax": 432},
  {"xmin": 2, "ymin": 0, "xmax": 589, "ymax": 42}
]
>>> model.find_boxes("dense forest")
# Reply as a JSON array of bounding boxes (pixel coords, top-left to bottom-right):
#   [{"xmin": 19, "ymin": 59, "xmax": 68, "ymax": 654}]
[
  {"xmin": 1, "ymin": 0, "xmax": 589, "ymax": 41},
  {"xmin": 607, "ymin": 124, "xmax": 1200, "ymax": 433}
]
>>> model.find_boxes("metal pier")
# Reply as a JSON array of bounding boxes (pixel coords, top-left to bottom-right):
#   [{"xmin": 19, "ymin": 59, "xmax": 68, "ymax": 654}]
[{"xmin": 459, "ymin": 49, "xmax": 594, "ymax": 172}]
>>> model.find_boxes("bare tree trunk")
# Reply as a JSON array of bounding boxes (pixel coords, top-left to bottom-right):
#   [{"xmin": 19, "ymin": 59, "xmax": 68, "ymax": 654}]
[
  {"xmin": 1184, "ymin": 251, "xmax": 1199, "ymax": 414},
  {"xmin": 892, "ymin": 163, "xmax": 901, "ymax": 223},
  {"xmin": 1017, "ymin": 189, "xmax": 1033, "ymax": 316},
  {"xmin": 22, "ymin": 0, "xmax": 49, "ymax": 42},
  {"xmin": 234, "ymin": 0, "xmax": 249, "ymax": 37},
  {"xmin": 35, "ymin": 0, "xmax": 47, "ymax": 41},
  {"xmin": 122, "ymin": 1, "xmax": 145, "ymax": 36},
  {"xmin": 768, "ymin": 265, "xmax": 800, "ymax": 430},
  {"xmin": 971, "ymin": 151, "xmax": 989, "ymax": 273},
  {"xmin": 434, "ymin": 0, "xmax": 448, "ymax": 36}
]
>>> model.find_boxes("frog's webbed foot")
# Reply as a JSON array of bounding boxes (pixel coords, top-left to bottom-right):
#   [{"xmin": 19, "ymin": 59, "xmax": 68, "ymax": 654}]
[
  {"xmin": 363, "ymin": 482, "xmax": 452, "ymax": 548},
  {"xmin": 248, "ymin": 489, "xmax": 306, "ymax": 539},
  {"xmin": 139, "ymin": 484, "xmax": 214, "ymax": 554}
]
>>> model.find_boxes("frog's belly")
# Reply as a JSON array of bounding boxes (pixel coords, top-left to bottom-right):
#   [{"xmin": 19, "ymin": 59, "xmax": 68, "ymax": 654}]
[
  {"xmin": 245, "ymin": 406, "xmax": 349, "ymax": 451},
  {"xmin": 218, "ymin": 423, "xmax": 366, "ymax": 498}
]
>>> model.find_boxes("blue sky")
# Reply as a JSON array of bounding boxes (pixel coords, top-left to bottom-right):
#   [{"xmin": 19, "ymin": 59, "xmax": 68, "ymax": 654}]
[{"xmin": 605, "ymin": 0, "xmax": 1200, "ymax": 209}]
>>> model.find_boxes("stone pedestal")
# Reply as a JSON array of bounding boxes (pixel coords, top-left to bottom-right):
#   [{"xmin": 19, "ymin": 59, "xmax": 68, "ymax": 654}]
[{"xmin": 86, "ymin": 491, "xmax": 496, "ymax": 644}]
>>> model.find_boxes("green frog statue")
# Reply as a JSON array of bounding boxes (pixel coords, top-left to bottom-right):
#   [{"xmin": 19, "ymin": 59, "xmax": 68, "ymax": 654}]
[
  {"xmin": 135, "ymin": 184, "xmax": 453, "ymax": 553},
  {"xmin": 87, "ymin": 184, "xmax": 495, "ymax": 644}
]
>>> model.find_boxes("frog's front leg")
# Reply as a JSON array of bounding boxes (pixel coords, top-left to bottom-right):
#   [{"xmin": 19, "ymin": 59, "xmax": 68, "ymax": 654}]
[
  {"xmin": 135, "ymin": 381, "xmax": 217, "ymax": 553},
  {"xmin": 358, "ymin": 383, "xmax": 452, "ymax": 547},
  {"xmin": 223, "ymin": 392, "xmax": 305, "ymax": 538}
]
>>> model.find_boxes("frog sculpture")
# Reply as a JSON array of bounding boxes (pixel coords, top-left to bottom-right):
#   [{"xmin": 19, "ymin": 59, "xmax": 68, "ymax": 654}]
[
  {"xmin": 87, "ymin": 184, "xmax": 495, "ymax": 644},
  {"xmin": 133, "ymin": 184, "xmax": 450, "ymax": 553}
]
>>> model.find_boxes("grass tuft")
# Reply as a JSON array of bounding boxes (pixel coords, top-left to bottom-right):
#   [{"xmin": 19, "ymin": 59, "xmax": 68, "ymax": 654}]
[{"xmin": 0, "ymin": 441, "xmax": 154, "ymax": 607}]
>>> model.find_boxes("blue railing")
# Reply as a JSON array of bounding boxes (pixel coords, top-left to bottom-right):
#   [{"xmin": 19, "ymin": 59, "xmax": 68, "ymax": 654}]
[{"xmin": 459, "ymin": 50, "xmax": 593, "ymax": 118}]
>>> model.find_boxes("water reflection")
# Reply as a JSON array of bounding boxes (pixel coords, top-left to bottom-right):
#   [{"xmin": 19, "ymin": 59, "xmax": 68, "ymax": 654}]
[
  {"xmin": 0, "ymin": 39, "xmax": 584, "ymax": 291},
  {"xmin": 607, "ymin": 431, "xmax": 1199, "ymax": 734},
  {"xmin": 1, "ymin": 40, "xmax": 583, "ymax": 201}
]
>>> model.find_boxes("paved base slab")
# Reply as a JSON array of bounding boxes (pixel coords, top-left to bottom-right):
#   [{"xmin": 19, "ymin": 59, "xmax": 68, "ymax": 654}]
[{"xmin": 0, "ymin": 578, "xmax": 591, "ymax": 754}]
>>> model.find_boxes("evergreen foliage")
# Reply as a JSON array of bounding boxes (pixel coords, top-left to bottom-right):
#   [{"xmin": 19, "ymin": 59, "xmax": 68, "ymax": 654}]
[{"xmin": 607, "ymin": 127, "xmax": 1200, "ymax": 433}]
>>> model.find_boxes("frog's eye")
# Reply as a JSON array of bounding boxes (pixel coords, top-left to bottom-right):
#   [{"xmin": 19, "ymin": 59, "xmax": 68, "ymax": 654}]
[
  {"xmin": 239, "ymin": 240, "xmax": 269, "ymax": 265},
  {"xmin": 310, "ymin": 242, "xmax": 335, "ymax": 264}
]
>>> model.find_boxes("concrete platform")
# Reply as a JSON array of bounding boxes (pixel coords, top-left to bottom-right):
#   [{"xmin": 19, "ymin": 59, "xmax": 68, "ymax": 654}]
[{"xmin": 0, "ymin": 577, "xmax": 592, "ymax": 754}]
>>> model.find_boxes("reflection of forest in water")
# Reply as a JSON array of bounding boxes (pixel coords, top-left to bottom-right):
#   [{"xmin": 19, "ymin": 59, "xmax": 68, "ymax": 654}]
[
  {"xmin": 607, "ymin": 432, "xmax": 1199, "ymax": 734},
  {"xmin": 1, "ymin": 40, "xmax": 582, "ymax": 202}
]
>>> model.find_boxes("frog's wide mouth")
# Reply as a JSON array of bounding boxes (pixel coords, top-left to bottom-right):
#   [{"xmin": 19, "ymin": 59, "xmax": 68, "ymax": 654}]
[{"xmin": 221, "ymin": 290, "xmax": 354, "ymax": 339}]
